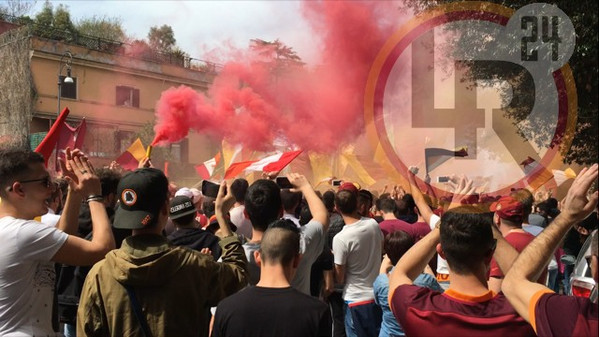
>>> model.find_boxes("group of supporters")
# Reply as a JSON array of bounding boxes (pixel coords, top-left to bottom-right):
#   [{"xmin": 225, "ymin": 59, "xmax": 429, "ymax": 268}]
[{"xmin": 0, "ymin": 145, "xmax": 597, "ymax": 337}]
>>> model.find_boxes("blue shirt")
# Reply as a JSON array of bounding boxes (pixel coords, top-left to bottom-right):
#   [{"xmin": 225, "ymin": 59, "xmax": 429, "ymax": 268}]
[{"xmin": 373, "ymin": 269, "xmax": 443, "ymax": 337}]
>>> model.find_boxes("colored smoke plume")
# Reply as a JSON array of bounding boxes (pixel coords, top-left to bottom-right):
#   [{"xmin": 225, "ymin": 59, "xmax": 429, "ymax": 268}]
[{"xmin": 153, "ymin": 1, "xmax": 399, "ymax": 152}]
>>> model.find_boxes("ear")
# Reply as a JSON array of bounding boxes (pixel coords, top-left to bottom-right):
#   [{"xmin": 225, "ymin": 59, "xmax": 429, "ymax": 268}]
[
  {"xmin": 493, "ymin": 213, "xmax": 500, "ymax": 226},
  {"xmin": 243, "ymin": 209, "xmax": 249, "ymax": 219},
  {"xmin": 254, "ymin": 250, "xmax": 262, "ymax": 267},
  {"xmin": 413, "ymin": 206, "xmax": 420, "ymax": 216},
  {"xmin": 293, "ymin": 254, "xmax": 303, "ymax": 269},
  {"xmin": 8, "ymin": 182, "xmax": 26, "ymax": 197},
  {"xmin": 436, "ymin": 243, "xmax": 446, "ymax": 260}
]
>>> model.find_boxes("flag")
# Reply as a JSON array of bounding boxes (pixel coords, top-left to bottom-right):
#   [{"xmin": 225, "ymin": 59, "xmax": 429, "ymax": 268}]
[
  {"xmin": 195, "ymin": 152, "xmax": 221, "ymax": 180},
  {"xmin": 520, "ymin": 157, "xmax": 554, "ymax": 190},
  {"xmin": 340, "ymin": 146, "xmax": 376, "ymax": 187},
  {"xmin": 309, "ymin": 153, "xmax": 333, "ymax": 184},
  {"xmin": 115, "ymin": 138, "xmax": 146, "ymax": 171},
  {"xmin": 224, "ymin": 150, "xmax": 302, "ymax": 179},
  {"xmin": 222, "ymin": 140, "xmax": 242, "ymax": 170},
  {"xmin": 520, "ymin": 156, "xmax": 536, "ymax": 168},
  {"xmin": 35, "ymin": 107, "xmax": 70, "ymax": 166},
  {"xmin": 424, "ymin": 146, "xmax": 468, "ymax": 174},
  {"xmin": 552, "ymin": 168, "xmax": 576, "ymax": 187},
  {"xmin": 55, "ymin": 118, "xmax": 87, "ymax": 170}
]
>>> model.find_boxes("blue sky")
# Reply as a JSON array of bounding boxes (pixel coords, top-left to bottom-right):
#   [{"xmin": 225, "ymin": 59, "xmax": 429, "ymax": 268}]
[{"xmin": 27, "ymin": 1, "xmax": 318, "ymax": 64}]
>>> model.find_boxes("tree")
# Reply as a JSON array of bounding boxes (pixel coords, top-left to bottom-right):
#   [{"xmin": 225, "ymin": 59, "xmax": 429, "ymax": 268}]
[
  {"xmin": 250, "ymin": 38, "xmax": 304, "ymax": 80},
  {"xmin": 401, "ymin": 0, "xmax": 597, "ymax": 165},
  {"xmin": 0, "ymin": 0, "xmax": 37, "ymax": 18},
  {"xmin": 147, "ymin": 24, "xmax": 176, "ymax": 53},
  {"xmin": 76, "ymin": 15, "xmax": 125, "ymax": 41},
  {"xmin": 32, "ymin": 1, "xmax": 77, "ymax": 41}
]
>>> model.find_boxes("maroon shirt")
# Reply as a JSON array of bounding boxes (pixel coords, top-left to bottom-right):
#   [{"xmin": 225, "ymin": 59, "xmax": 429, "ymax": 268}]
[
  {"xmin": 490, "ymin": 231, "xmax": 548, "ymax": 283},
  {"xmin": 532, "ymin": 290, "xmax": 598, "ymax": 337},
  {"xmin": 379, "ymin": 219, "xmax": 430, "ymax": 241},
  {"xmin": 391, "ymin": 285, "xmax": 536, "ymax": 337}
]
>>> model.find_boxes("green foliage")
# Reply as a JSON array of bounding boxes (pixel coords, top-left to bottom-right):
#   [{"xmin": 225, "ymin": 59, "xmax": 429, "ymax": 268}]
[
  {"xmin": 147, "ymin": 24, "xmax": 176, "ymax": 53},
  {"xmin": 76, "ymin": 15, "xmax": 125, "ymax": 41},
  {"xmin": 401, "ymin": 0, "xmax": 597, "ymax": 165},
  {"xmin": 32, "ymin": 1, "xmax": 77, "ymax": 41}
]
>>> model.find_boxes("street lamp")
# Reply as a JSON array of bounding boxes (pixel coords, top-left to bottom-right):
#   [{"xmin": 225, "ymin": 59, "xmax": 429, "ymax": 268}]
[{"xmin": 57, "ymin": 51, "xmax": 74, "ymax": 117}]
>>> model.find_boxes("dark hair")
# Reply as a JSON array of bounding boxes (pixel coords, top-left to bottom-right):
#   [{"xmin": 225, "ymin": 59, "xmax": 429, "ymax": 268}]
[
  {"xmin": 358, "ymin": 189, "xmax": 373, "ymax": 206},
  {"xmin": 281, "ymin": 189, "xmax": 302, "ymax": 213},
  {"xmin": 592, "ymin": 230, "xmax": 598, "ymax": 258},
  {"xmin": 538, "ymin": 200, "xmax": 560, "ymax": 218},
  {"xmin": 0, "ymin": 148, "xmax": 44, "ymax": 196},
  {"xmin": 385, "ymin": 230, "xmax": 415, "ymax": 265},
  {"xmin": 96, "ymin": 168, "xmax": 121, "ymax": 197},
  {"xmin": 323, "ymin": 190, "xmax": 336, "ymax": 213},
  {"xmin": 440, "ymin": 206, "xmax": 495, "ymax": 275},
  {"xmin": 261, "ymin": 219, "xmax": 301, "ymax": 265},
  {"xmin": 402, "ymin": 194, "xmax": 417, "ymax": 213},
  {"xmin": 299, "ymin": 205, "xmax": 312, "ymax": 226},
  {"xmin": 379, "ymin": 198, "xmax": 397, "ymax": 214},
  {"xmin": 231, "ymin": 178, "xmax": 249, "ymax": 203},
  {"xmin": 510, "ymin": 189, "xmax": 533, "ymax": 218},
  {"xmin": 395, "ymin": 199, "xmax": 408, "ymax": 216},
  {"xmin": 245, "ymin": 179, "xmax": 282, "ymax": 232},
  {"xmin": 335, "ymin": 190, "xmax": 358, "ymax": 215}
]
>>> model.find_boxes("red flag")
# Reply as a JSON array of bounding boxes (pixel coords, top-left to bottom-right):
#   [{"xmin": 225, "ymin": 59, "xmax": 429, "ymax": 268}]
[
  {"xmin": 520, "ymin": 156, "xmax": 536, "ymax": 167},
  {"xmin": 224, "ymin": 150, "xmax": 302, "ymax": 179},
  {"xmin": 35, "ymin": 107, "xmax": 70, "ymax": 166},
  {"xmin": 115, "ymin": 138, "xmax": 146, "ymax": 171},
  {"xmin": 55, "ymin": 118, "xmax": 87, "ymax": 170},
  {"xmin": 195, "ymin": 152, "xmax": 221, "ymax": 180}
]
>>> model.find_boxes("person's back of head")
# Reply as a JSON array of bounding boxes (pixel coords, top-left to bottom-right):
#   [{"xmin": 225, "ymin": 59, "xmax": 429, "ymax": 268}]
[
  {"xmin": 260, "ymin": 219, "xmax": 301, "ymax": 267},
  {"xmin": 385, "ymin": 230, "xmax": 415, "ymax": 265},
  {"xmin": 0, "ymin": 147, "xmax": 44, "ymax": 198},
  {"xmin": 402, "ymin": 194, "xmax": 417, "ymax": 215},
  {"xmin": 395, "ymin": 199, "xmax": 408, "ymax": 216},
  {"xmin": 281, "ymin": 189, "xmax": 302, "ymax": 214},
  {"xmin": 231, "ymin": 178, "xmax": 249, "ymax": 204},
  {"xmin": 357, "ymin": 189, "xmax": 373, "ymax": 216},
  {"xmin": 169, "ymin": 196, "xmax": 197, "ymax": 227},
  {"xmin": 491, "ymin": 195, "xmax": 525, "ymax": 228},
  {"xmin": 299, "ymin": 205, "xmax": 312, "ymax": 226},
  {"xmin": 202, "ymin": 198, "xmax": 216, "ymax": 219},
  {"xmin": 96, "ymin": 167, "xmax": 121, "ymax": 208},
  {"xmin": 323, "ymin": 190, "xmax": 336, "ymax": 213},
  {"xmin": 510, "ymin": 188, "xmax": 534, "ymax": 220},
  {"xmin": 245, "ymin": 179, "xmax": 282, "ymax": 232},
  {"xmin": 379, "ymin": 198, "xmax": 397, "ymax": 215},
  {"xmin": 440, "ymin": 206, "xmax": 495, "ymax": 275},
  {"xmin": 335, "ymin": 190, "xmax": 358, "ymax": 216}
]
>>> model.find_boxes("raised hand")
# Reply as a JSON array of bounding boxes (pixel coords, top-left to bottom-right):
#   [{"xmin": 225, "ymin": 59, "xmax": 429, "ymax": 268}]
[
  {"xmin": 287, "ymin": 173, "xmax": 311, "ymax": 193},
  {"xmin": 561, "ymin": 164, "xmax": 598, "ymax": 222},
  {"xmin": 59, "ymin": 148, "xmax": 101, "ymax": 197}
]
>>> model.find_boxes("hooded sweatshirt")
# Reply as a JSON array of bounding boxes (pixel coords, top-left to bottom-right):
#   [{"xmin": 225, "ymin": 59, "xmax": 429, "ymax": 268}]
[{"xmin": 77, "ymin": 234, "xmax": 248, "ymax": 337}]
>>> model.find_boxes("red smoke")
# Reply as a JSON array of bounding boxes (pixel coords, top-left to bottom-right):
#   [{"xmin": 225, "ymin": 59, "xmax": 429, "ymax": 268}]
[{"xmin": 153, "ymin": 1, "xmax": 399, "ymax": 152}]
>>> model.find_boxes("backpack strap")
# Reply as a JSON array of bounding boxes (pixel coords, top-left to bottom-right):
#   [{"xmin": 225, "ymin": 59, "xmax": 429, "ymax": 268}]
[{"xmin": 123, "ymin": 284, "xmax": 152, "ymax": 337}]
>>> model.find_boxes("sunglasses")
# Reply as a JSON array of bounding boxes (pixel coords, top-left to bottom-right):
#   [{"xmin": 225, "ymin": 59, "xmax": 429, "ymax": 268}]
[{"xmin": 8, "ymin": 176, "xmax": 53, "ymax": 191}]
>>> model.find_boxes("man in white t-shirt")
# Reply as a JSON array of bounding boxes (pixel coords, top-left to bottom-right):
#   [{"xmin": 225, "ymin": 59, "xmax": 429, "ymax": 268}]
[
  {"xmin": 0, "ymin": 147, "xmax": 115, "ymax": 336},
  {"xmin": 333, "ymin": 183, "xmax": 383, "ymax": 337},
  {"xmin": 229, "ymin": 178, "xmax": 253, "ymax": 239}
]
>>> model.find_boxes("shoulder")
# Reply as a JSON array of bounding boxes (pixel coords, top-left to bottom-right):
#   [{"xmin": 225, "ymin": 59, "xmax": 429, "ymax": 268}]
[{"xmin": 303, "ymin": 219, "xmax": 324, "ymax": 234}]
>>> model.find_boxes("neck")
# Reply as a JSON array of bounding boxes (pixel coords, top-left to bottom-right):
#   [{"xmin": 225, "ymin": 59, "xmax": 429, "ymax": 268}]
[
  {"xmin": 341, "ymin": 212, "xmax": 361, "ymax": 225},
  {"xmin": 256, "ymin": 263, "xmax": 293, "ymax": 288},
  {"xmin": 132, "ymin": 225, "xmax": 164, "ymax": 236},
  {"xmin": 0, "ymin": 201, "xmax": 33, "ymax": 220},
  {"xmin": 382, "ymin": 212, "xmax": 397, "ymax": 220},
  {"xmin": 250, "ymin": 229, "xmax": 264, "ymax": 243},
  {"xmin": 448, "ymin": 268, "xmax": 491, "ymax": 295},
  {"xmin": 499, "ymin": 223, "xmax": 523, "ymax": 236},
  {"xmin": 234, "ymin": 201, "xmax": 243, "ymax": 207}
]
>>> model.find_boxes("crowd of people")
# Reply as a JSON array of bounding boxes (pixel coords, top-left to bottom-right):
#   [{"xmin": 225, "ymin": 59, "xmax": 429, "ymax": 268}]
[{"xmin": 0, "ymin": 144, "xmax": 597, "ymax": 337}]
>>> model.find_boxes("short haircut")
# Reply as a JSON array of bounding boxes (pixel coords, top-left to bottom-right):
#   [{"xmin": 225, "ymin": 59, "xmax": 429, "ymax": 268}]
[
  {"xmin": 299, "ymin": 205, "xmax": 312, "ymax": 226},
  {"xmin": 358, "ymin": 189, "xmax": 373, "ymax": 206},
  {"xmin": 172, "ymin": 212, "xmax": 196, "ymax": 227},
  {"xmin": 281, "ymin": 189, "xmax": 302, "ymax": 213},
  {"xmin": 202, "ymin": 198, "xmax": 215, "ymax": 218},
  {"xmin": 440, "ymin": 206, "xmax": 495, "ymax": 275},
  {"xmin": 385, "ymin": 230, "xmax": 415, "ymax": 265},
  {"xmin": 402, "ymin": 194, "xmax": 416, "ymax": 213},
  {"xmin": 335, "ymin": 190, "xmax": 358, "ymax": 215},
  {"xmin": 230, "ymin": 178, "xmax": 249, "ymax": 203},
  {"xmin": 510, "ymin": 188, "xmax": 534, "ymax": 219},
  {"xmin": 379, "ymin": 198, "xmax": 397, "ymax": 214},
  {"xmin": 0, "ymin": 147, "xmax": 44, "ymax": 196},
  {"xmin": 261, "ymin": 219, "xmax": 301, "ymax": 265},
  {"xmin": 322, "ymin": 190, "xmax": 335, "ymax": 213},
  {"xmin": 96, "ymin": 167, "xmax": 121, "ymax": 197},
  {"xmin": 245, "ymin": 179, "xmax": 282, "ymax": 232}
]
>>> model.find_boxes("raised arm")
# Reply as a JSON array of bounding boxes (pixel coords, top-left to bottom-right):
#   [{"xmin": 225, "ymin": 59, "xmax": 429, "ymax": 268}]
[
  {"xmin": 502, "ymin": 164, "xmax": 598, "ymax": 323},
  {"xmin": 407, "ymin": 167, "xmax": 435, "ymax": 225},
  {"xmin": 215, "ymin": 181, "xmax": 235, "ymax": 238},
  {"xmin": 52, "ymin": 149, "xmax": 115, "ymax": 265},
  {"xmin": 288, "ymin": 173, "xmax": 329, "ymax": 230}
]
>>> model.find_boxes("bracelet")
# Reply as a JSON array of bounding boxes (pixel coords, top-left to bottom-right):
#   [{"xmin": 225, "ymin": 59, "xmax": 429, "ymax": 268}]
[{"xmin": 86, "ymin": 195, "xmax": 103, "ymax": 203}]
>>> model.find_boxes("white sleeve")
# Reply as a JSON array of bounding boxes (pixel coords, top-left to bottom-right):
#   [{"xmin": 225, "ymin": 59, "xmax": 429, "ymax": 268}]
[
  {"xmin": 332, "ymin": 234, "xmax": 347, "ymax": 266},
  {"xmin": 301, "ymin": 220, "xmax": 324, "ymax": 258},
  {"xmin": 17, "ymin": 220, "xmax": 68, "ymax": 261},
  {"xmin": 429, "ymin": 214, "xmax": 441, "ymax": 230}
]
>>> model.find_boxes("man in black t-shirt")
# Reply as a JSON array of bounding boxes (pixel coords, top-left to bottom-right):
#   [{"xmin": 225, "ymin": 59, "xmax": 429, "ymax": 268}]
[{"xmin": 213, "ymin": 220, "xmax": 331, "ymax": 337}]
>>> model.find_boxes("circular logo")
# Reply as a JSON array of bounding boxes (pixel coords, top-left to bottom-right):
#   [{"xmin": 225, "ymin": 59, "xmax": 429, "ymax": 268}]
[
  {"xmin": 121, "ymin": 189, "xmax": 138, "ymax": 206},
  {"xmin": 364, "ymin": 2, "xmax": 577, "ymax": 196}
]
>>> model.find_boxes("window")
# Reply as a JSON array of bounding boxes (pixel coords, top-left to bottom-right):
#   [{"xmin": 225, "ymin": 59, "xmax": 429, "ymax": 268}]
[
  {"xmin": 116, "ymin": 86, "xmax": 140, "ymax": 108},
  {"xmin": 59, "ymin": 76, "xmax": 77, "ymax": 99}
]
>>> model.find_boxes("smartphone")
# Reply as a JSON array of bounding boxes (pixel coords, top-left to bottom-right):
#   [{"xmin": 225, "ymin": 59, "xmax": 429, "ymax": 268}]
[
  {"xmin": 276, "ymin": 176, "xmax": 294, "ymax": 189},
  {"xmin": 437, "ymin": 176, "xmax": 450, "ymax": 183},
  {"xmin": 201, "ymin": 180, "xmax": 220, "ymax": 198},
  {"xmin": 332, "ymin": 179, "xmax": 343, "ymax": 187}
]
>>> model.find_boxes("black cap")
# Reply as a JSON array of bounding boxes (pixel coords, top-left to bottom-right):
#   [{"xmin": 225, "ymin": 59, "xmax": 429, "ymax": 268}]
[
  {"xmin": 114, "ymin": 168, "xmax": 168, "ymax": 229},
  {"xmin": 169, "ymin": 196, "xmax": 197, "ymax": 220}
]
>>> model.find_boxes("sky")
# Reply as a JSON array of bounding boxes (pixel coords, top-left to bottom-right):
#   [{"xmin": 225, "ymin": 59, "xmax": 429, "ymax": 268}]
[{"xmin": 28, "ymin": 0, "xmax": 319, "ymax": 64}]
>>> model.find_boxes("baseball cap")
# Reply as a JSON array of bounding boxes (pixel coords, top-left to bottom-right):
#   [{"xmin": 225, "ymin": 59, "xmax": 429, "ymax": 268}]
[
  {"xmin": 490, "ymin": 195, "xmax": 524, "ymax": 221},
  {"xmin": 338, "ymin": 182, "xmax": 359, "ymax": 195},
  {"xmin": 169, "ymin": 196, "xmax": 197, "ymax": 220},
  {"xmin": 114, "ymin": 168, "xmax": 169, "ymax": 229}
]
